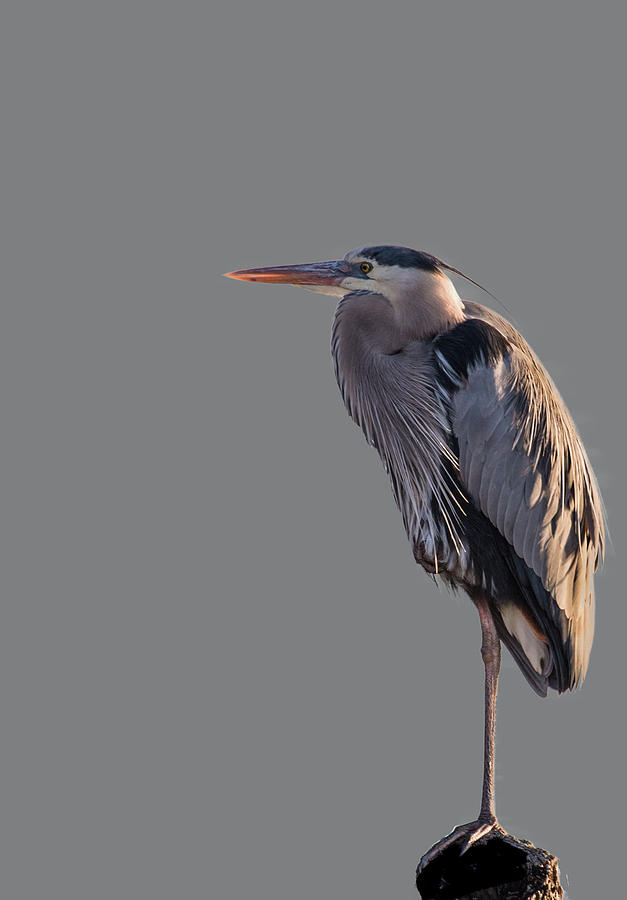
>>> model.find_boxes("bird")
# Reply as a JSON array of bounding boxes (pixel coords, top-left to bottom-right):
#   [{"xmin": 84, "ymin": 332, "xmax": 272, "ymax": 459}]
[{"xmin": 224, "ymin": 245, "xmax": 605, "ymax": 866}]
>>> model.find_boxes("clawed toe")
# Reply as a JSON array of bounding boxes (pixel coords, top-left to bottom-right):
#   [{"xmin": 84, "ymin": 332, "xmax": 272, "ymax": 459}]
[{"xmin": 417, "ymin": 819, "xmax": 500, "ymax": 873}]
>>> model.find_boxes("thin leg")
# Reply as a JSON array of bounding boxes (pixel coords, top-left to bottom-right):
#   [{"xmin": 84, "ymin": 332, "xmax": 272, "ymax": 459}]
[
  {"xmin": 475, "ymin": 595, "xmax": 501, "ymax": 823},
  {"xmin": 417, "ymin": 597, "xmax": 502, "ymax": 872}
]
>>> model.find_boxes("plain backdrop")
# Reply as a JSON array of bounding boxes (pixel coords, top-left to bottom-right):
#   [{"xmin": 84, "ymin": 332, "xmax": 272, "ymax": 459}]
[{"xmin": 0, "ymin": 2, "xmax": 625, "ymax": 898}]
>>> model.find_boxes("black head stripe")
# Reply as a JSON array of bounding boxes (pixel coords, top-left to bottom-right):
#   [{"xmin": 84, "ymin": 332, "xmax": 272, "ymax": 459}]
[{"xmin": 362, "ymin": 246, "xmax": 441, "ymax": 271}]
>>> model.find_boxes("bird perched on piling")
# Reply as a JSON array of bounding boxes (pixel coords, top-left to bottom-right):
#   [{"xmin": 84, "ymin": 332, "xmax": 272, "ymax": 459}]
[{"xmin": 225, "ymin": 245, "xmax": 604, "ymax": 863}]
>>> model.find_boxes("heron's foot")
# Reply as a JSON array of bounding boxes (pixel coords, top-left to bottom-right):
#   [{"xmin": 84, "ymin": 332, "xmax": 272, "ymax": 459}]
[{"xmin": 417, "ymin": 818, "xmax": 501, "ymax": 874}]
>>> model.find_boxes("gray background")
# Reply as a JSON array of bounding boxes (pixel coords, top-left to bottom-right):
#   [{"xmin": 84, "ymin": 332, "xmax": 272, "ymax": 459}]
[{"xmin": 0, "ymin": 2, "xmax": 624, "ymax": 898}]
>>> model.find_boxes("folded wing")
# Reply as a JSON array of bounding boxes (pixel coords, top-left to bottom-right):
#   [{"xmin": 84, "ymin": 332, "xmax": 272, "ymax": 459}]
[{"xmin": 434, "ymin": 311, "xmax": 604, "ymax": 693}]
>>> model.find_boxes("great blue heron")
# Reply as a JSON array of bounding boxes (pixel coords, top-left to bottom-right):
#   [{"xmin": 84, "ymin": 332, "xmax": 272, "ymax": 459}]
[{"xmin": 225, "ymin": 246, "xmax": 604, "ymax": 865}]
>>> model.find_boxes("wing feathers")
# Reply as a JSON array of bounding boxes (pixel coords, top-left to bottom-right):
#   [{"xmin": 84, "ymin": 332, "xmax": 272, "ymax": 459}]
[{"xmin": 434, "ymin": 313, "xmax": 604, "ymax": 692}]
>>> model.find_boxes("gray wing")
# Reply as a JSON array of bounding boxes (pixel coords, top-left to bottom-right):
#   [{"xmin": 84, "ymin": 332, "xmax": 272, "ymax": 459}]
[{"xmin": 436, "ymin": 312, "xmax": 604, "ymax": 691}]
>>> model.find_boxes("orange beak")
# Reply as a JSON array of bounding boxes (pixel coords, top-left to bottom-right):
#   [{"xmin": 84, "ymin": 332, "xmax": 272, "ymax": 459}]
[{"xmin": 224, "ymin": 260, "xmax": 347, "ymax": 288}]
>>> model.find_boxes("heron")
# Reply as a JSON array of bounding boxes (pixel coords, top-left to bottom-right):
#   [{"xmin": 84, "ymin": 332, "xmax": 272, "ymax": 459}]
[{"xmin": 224, "ymin": 245, "xmax": 604, "ymax": 865}]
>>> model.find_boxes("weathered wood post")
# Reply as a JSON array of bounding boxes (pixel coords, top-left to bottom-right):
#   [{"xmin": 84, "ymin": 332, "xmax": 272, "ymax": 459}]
[{"xmin": 416, "ymin": 827, "xmax": 564, "ymax": 900}]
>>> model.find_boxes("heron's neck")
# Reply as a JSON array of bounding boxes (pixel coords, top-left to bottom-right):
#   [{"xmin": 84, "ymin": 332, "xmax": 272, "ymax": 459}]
[
  {"xmin": 330, "ymin": 289, "xmax": 465, "ymax": 556},
  {"xmin": 332, "ymin": 292, "xmax": 398, "ymax": 373},
  {"xmin": 332, "ymin": 273, "xmax": 465, "ymax": 370},
  {"xmin": 385, "ymin": 269, "xmax": 466, "ymax": 342}
]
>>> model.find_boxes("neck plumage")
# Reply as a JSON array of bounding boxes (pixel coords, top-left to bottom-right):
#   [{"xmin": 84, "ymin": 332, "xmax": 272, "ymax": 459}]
[
  {"xmin": 331, "ymin": 270, "xmax": 465, "ymax": 388},
  {"xmin": 382, "ymin": 267, "xmax": 466, "ymax": 343},
  {"xmin": 330, "ymin": 276, "xmax": 467, "ymax": 560}
]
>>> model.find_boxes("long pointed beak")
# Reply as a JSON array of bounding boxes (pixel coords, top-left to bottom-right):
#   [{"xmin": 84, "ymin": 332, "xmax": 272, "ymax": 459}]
[{"xmin": 224, "ymin": 260, "xmax": 346, "ymax": 287}]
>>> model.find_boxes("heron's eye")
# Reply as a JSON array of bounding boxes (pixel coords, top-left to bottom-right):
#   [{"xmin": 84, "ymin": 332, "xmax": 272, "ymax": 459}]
[{"xmin": 360, "ymin": 262, "xmax": 373, "ymax": 275}]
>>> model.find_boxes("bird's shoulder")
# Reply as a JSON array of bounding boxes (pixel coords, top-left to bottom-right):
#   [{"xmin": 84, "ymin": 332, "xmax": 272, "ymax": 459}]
[{"xmin": 431, "ymin": 302, "xmax": 527, "ymax": 389}]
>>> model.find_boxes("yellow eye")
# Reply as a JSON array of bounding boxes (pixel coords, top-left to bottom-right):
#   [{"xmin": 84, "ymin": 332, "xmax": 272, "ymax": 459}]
[{"xmin": 360, "ymin": 262, "xmax": 373, "ymax": 274}]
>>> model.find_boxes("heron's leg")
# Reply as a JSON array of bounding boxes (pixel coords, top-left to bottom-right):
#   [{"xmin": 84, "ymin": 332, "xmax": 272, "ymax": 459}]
[
  {"xmin": 475, "ymin": 595, "xmax": 501, "ymax": 823},
  {"xmin": 417, "ymin": 597, "xmax": 501, "ymax": 873}
]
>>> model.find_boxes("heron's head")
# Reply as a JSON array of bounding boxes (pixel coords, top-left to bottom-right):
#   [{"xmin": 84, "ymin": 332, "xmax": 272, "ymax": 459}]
[
  {"xmin": 225, "ymin": 245, "xmax": 469, "ymax": 340},
  {"xmin": 227, "ymin": 245, "xmax": 460, "ymax": 300}
]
